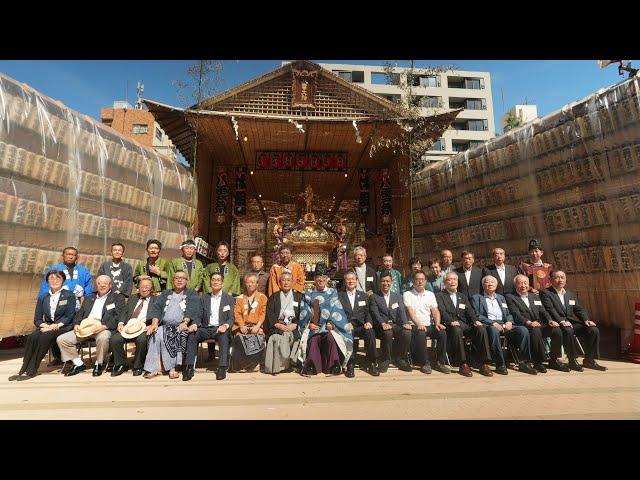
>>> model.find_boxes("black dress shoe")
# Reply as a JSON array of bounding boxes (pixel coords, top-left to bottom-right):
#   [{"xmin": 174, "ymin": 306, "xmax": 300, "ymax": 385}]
[
  {"xmin": 345, "ymin": 364, "xmax": 355, "ymax": 378},
  {"xmin": 301, "ymin": 364, "xmax": 316, "ymax": 376},
  {"xmin": 583, "ymin": 359, "xmax": 607, "ymax": 371},
  {"xmin": 182, "ymin": 365, "xmax": 195, "ymax": 381},
  {"xmin": 367, "ymin": 363, "xmax": 380, "ymax": 376},
  {"xmin": 433, "ymin": 362, "xmax": 451, "ymax": 374},
  {"xmin": 132, "ymin": 368, "xmax": 143, "ymax": 376},
  {"xmin": 518, "ymin": 362, "xmax": 538, "ymax": 375},
  {"xmin": 60, "ymin": 361, "xmax": 73, "ymax": 375},
  {"xmin": 396, "ymin": 359, "xmax": 412, "ymax": 372},
  {"xmin": 331, "ymin": 365, "xmax": 342, "ymax": 375},
  {"xmin": 216, "ymin": 367, "xmax": 227, "ymax": 380},
  {"xmin": 92, "ymin": 364, "xmax": 105, "ymax": 377},
  {"xmin": 47, "ymin": 358, "xmax": 63, "ymax": 367},
  {"xmin": 65, "ymin": 364, "xmax": 86, "ymax": 376},
  {"xmin": 534, "ymin": 363, "xmax": 547, "ymax": 373},
  {"xmin": 568, "ymin": 360, "xmax": 584, "ymax": 372},
  {"xmin": 548, "ymin": 359, "xmax": 570, "ymax": 372},
  {"xmin": 420, "ymin": 363, "xmax": 432, "ymax": 374},
  {"xmin": 378, "ymin": 361, "xmax": 389, "ymax": 374},
  {"xmin": 495, "ymin": 364, "xmax": 509, "ymax": 375},
  {"xmin": 111, "ymin": 364, "xmax": 129, "ymax": 377}
]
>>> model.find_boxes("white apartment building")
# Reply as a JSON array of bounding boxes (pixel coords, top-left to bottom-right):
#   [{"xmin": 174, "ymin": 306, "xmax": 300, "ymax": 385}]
[{"xmin": 317, "ymin": 63, "xmax": 495, "ymax": 162}]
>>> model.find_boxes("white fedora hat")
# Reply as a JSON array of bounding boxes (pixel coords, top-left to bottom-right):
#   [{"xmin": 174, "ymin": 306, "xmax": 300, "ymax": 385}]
[
  {"xmin": 76, "ymin": 318, "xmax": 103, "ymax": 339},
  {"xmin": 121, "ymin": 318, "xmax": 146, "ymax": 339}
]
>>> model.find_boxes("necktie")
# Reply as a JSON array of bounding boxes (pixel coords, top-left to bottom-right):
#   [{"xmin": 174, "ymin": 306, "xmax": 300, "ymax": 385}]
[{"xmin": 133, "ymin": 298, "xmax": 146, "ymax": 318}]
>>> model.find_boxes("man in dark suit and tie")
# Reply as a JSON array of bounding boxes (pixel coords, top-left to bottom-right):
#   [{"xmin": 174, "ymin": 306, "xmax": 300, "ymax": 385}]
[
  {"xmin": 57, "ymin": 275, "xmax": 126, "ymax": 377},
  {"xmin": 472, "ymin": 276, "xmax": 538, "ymax": 375},
  {"xmin": 506, "ymin": 274, "xmax": 569, "ymax": 372},
  {"xmin": 184, "ymin": 272, "xmax": 236, "ymax": 380},
  {"xmin": 482, "ymin": 247, "xmax": 518, "ymax": 296},
  {"xmin": 454, "ymin": 250, "xmax": 483, "ymax": 299},
  {"xmin": 339, "ymin": 271, "xmax": 379, "ymax": 377},
  {"xmin": 351, "ymin": 246, "xmax": 378, "ymax": 296},
  {"xmin": 540, "ymin": 270, "xmax": 607, "ymax": 372},
  {"xmin": 369, "ymin": 270, "xmax": 412, "ymax": 372},
  {"xmin": 109, "ymin": 278, "xmax": 156, "ymax": 377},
  {"xmin": 436, "ymin": 272, "xmax": 493, "ymax": 377}
]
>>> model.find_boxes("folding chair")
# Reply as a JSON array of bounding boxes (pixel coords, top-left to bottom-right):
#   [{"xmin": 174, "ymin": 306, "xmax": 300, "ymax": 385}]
[
  {"xmin": 501, "ymin": 334, "xmax": 520, "ymax": 368},
  {"xmin": 76, "ymin": 339, "xmax": 95, "ymax": 363},
  {"xmin": 196, "ymin": 339, "xmax": 217, "ymax": 367},
  {"xmin": 428, "ymin": 337, "xmax": 451, "ymax": 366}
]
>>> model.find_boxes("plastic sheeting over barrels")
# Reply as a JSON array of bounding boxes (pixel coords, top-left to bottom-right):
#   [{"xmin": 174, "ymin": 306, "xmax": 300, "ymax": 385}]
[
  {"xmin": 0, "ymin": 72, "xmax": 195, "ymax": 336},
  {"xmin": 412, "ymin": 75, "xmax": 640, "ymax": 329}
]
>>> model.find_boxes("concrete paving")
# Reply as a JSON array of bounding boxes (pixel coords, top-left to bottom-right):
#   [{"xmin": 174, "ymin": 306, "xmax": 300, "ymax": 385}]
[{"xmin": 1, "ymin": 348, "xmax": 638, "ymax": 420}]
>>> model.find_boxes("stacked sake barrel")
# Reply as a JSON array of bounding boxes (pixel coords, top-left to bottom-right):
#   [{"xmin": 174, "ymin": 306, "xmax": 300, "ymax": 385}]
[
  {"xmin": 412, "ymin": 75, "xmax": 640, "ymax": 329},
  {"xmin": 0, "ymin": 72, "xmax": 195, "ymax": 337}
]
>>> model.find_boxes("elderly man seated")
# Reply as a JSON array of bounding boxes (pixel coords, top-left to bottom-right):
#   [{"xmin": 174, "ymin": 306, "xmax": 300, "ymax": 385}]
[
  {"xmin": 540, "ymin": 270, "xmax": 607, "ymax": 372},
  {"xmin": 471, "ymin": 276, "xmax": 538, "ymax": 375},
  {"xmin": 57, "ymin": 275, "xmax": 126, "ymax": 377},
  {"xmin": 264, "ymin": 272, "xmax": 303, "ymax": 374},
  {"xmin": 297, "ymin": 262, "xmax": 353, "ymax": 376}
]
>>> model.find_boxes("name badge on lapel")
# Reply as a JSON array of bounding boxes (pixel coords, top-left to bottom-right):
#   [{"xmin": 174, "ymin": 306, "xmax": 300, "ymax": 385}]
[
  {"xmin": 293, "ymin": 301, "xmax": 299, "ymax": 307},
  {"xmin": 459, "ymin": 303, "xmax": 466, "ymax": 309},
  {"xmin": 366, "ymin": 276, "xmax": 374, "ymax": 282},
  {"xmin": 501, "ymin": 303, "xmax": 508, "ymax": 308},
  {"xmin": 569, "ymin": 300, "xmax": 576, "ymax": 305},
  {"xmin": 106, "ymin": 303, "xmax": 115, "ymax": 310},
  {"xmin": 391, "ymin": 302, "xmax": 399, "ymax": 310},
  {"xmin": 59, "ymin": 300, "xmax": 68, "ymax": 306},
  {"xmin": 223, "ymin": 305, "xmax": 230, "ymax": 312},
  {"xmin": 534, "ymin": 300, "xmax": 542, "ymax": 306},
  {"xmin": 358, "ymin": 300, "xmax": 367, "ymax": 307}
]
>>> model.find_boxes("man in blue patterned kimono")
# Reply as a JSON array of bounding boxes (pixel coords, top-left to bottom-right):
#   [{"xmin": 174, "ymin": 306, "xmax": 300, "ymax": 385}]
[{"xmin": 297, "ymin": 262, "xmax": 353, "ymax": 376}]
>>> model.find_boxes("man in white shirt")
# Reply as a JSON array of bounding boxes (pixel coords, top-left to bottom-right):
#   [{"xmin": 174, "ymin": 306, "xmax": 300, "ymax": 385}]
[
  {"xmin": 440, "ymin": 249, "xmax": 455, "ymax": 275},
  {"xmin": 109, "ymin": 278, "xmax": 155, "ymax": 376},
  {"xmin": 57, "ymin": 275, "xmax": 126, "ymax": 377},
  {"xmin": 403, "ymin": 270, "xmax": 450, "ymax": 374},
  {"xmin": 185, "ymin": 272, "xmax": 236, "ymax": 380},
  {"xmin": 454, "ymin": 250, "xmax": 483, "ymax": 299},
  {"xmin": 540, "ymin": 270, "xmax": 607, "ymax": 372},
  {"xmin": 482, "ymin": 247, "xmax": 518, "ymax": 296},
  {"xmin": 351, "ymin": 246, "xmax": 378, "ymax": 295}
]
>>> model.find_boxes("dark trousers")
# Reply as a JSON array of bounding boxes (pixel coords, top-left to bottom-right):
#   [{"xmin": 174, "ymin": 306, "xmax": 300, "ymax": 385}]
[
  {"xmin": 110, "ymin": 331, "xmax": 148, "ymax": 370},
  {"xmin": 349, "ymin": 325, "xmax": 377, "ymax": 366},
  {"xmin": 485, "ymin": 324, "xmax": 531, "ymax": 365},
  {"xmin": 374, "ymin": 323, "xmax": 412, "ymax": 365},
  {"xmin": 561, "ymin": 323, "xmax": 600, "ymax": 360},
  {"xmin": 305, "ymin": 332, "xmax": 341, "ymax": 374},
  {"xmin": 541, "ymin": 325, "xmax": 564, "ymax": 360},
  {"xmin": 20, "ymin": 326, "xmax": 71, "ymax": 375},
  {"xmin": 447, "ymin": 322, "xmax": 491, "ymax": 366},
  {"xmin": 526, "ymin": 326, "xmax": 548, "ymax": 363},
  {"xmin": 186, "ymin": 326, "xmax": 230, "ymax": 367},
  {"xmin": 410, "ymin": 324, "xmax": 447, "ymax": 366}
]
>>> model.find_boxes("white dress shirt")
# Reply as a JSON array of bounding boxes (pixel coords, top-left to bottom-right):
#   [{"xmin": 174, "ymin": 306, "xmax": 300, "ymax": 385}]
[
  {"xmin": 208, "ymin": 292, "xmax": 223, "ymax": 326},
  {"xmin": 495, "ymin": 264, "xmax": 506, "ymax": 286},
  {"xmin": 49, "ymin": 289, "xmax": 63, "ymax": 321},
  {"xmin": 88, "ymin": 292, "xmax": 110, "ymax": 320},
  {"xmin": 484, "ymin": 295, "xmax": 503, "ymax": 322},
  {"xmin": 355, "ymin": 264, "xmax": 367, "ymax": 292},
  {"xmin": 346, "ymin": 289, "xmax": 357, "ymax": 310},
  {"xmin": 448, "ymin": 290, "xmax": 458, "ymax": 307},
  {"xmin": 134, "ymin": 297, "xmax": 150, "ymax": 322},
  {"xmin": 554, "ymin": 286, "xmax": 566, "ymax": 307},
  {"xmin": 519, "ymin": 293, "xmax": 531, "ymax": 309},
  {"xmin": 464, "ymin": 268, "xmax": 472, "ymax": 286},
  {"xmin": 403, "ymin": 289, "xmax": 437, "ymax": 326},
  {"xmin": 383, "ymin": 292, "xmax": 391, "ymax": 309}
]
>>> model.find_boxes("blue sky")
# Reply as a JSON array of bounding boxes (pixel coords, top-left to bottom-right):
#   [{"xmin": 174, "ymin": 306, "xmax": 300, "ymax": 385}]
[{"xmin": 0, "ymin": 59, "xmax": 636, "ymax": 135}]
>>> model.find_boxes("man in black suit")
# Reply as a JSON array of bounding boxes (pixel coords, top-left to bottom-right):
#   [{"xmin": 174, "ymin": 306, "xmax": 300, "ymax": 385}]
[
  {"xmin": 184, "ymin": 272, "xmax": 235, "ymax": 380},
  {"xmin": 482, "ymin": 247, "xmax": 518, "ymax": 296},
  {"xmin": 454, "ymin": 250, "xmax": 483, "ymax": 299},
  {"xmin": 351, "ymin": 246, "xmax": 378, "ymax": 296},
  {"xmin": 339, "ymin": 271, "xmax": 379, "ymax": 377},
  {"xmin": 109, "ymin": 278, "xmax": 155, "ymax": 377},
  {"xmin": 540, "ymin": 270, "xmax": 607, "ymax": 372},
  {"xmin": 435, "ymin": 272, "xmax": 493, "ymax": 377},
  {"xmin": 506, "ymin": 274, "xmax": 569, "ymax": 372},
  {"xmin": 57, "ymin": 275, "xmax": 126, "ymax": 377},
  {"xmin": 369, "ymin": 270, "xmax": 412, "ymax": 372}
]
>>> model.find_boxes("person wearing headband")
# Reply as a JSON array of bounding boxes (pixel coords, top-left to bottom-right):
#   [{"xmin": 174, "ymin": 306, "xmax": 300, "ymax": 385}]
[{"xmin": 169, "ymin": 239, "xmax": 205, "ymax": 293}]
